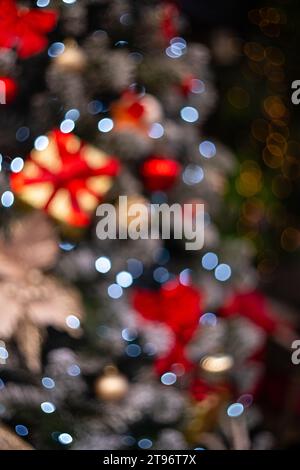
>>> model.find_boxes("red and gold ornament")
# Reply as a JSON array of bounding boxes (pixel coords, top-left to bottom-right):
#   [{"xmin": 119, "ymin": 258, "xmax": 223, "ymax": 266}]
[
  {"xmin": 141, "ymin": 156, "xmax": 181, "ymax": 191},
  {"xmin": 0, "ymin": 0, "xmax": 57, "ymax": 59},
  {"xmin": 10, "ymin": 129, "xmax": 120, "ymax": 228},
  {"xmin": 111, "ymin": 90, "xmax": 163, "ymax": 135}
]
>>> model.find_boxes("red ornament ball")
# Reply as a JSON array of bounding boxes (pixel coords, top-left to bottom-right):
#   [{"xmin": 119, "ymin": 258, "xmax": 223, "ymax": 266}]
[
  {"xmin": 0, "ymin": 77, "xmax": 18, "ymax": 104},
  {"xmin": 141, "ymin": 156, "xmax": 181, "ymax": 191}
]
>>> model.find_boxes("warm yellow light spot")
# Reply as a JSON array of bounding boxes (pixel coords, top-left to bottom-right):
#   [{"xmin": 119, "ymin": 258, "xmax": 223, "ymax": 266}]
[
  {"xmin": 84, "ymin": 146, "xmax": 108, "ymax": 169},
  {"xmin": 20, "ymin": 183, "xmax": 53, "ymax": 209},
  {"xmin": 86, "ymin": 176, "xmax": 112, "ymax": 196},
  {"xmin": 201, "ymin": 354, "xmax": 234, "ymax": 374}
]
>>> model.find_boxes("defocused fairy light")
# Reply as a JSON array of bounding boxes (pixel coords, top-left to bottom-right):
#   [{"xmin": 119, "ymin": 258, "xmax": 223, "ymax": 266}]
[
  {"xmin": 122, "ymin": 328, "xmax": 138, "ymax": 342},
  {"xmin": 15, "ymin": 425, "xmax": 28, "ymax": 437},
  {"xmin": 67, "ymin": 364, "xmax": 81, "ymax": 376},
  {"xmin": 126, "ymin": 344, "xmax": 141, "ymax": 357},
  {"xmin": 34, "ymin": 135, "xmax": 49, "ymax": 151},
  {"xmin": 138, "ymin": 439, "xmax": 152, "ymax": 449},
  {"xmin": 127, "ymin": 258, "xmax": 143, "ymax": 278},
  {"xmin": 107, "ymin": 283, "xmax": 123, "ymax": 299},
  {"xmin": 199, "ymin": 312, "xmax": 217, "ymax": 327},
  {"xmin": 166, "ymin": 45, "xmax": 183, "ymax": 59},
  {"xmin": 129, "ymin": 52, "xmax": 143, "ymax": 64},
  {"xmin": 202, "ymin": 252, "xmax": 218, "ymax": 271},
  {"xmin": 143, "ymin": 343, "xmax": 156, "ymax": 356},
  {"xmin": 16, "ymin": 126, "xmax": 30, "ymax": 142},
  {"xmin": 227, "ymin": 403, "xmax": 244, "ymax": 418},
  {"xmin": 95, "ymin": 256, "xmax": 111, "ymax": 274},
  {"xmin": 182, "ymin": 164, "xmax": 204, "ymax": 185},
  {"xmin": 11, "ymin": 157, "xmax": 24, "ymax": 173},
  {"xmin": 170, "ymin": 37, "xmax": 187, "ymax": 48},
  {"xmin": 214, "ymin": 264, "xmax": 232, "ymax": 282},
  {"xmin": 98, "ymin": 118, "xmax": 114, "ymax": 133},
  {"xmin": 59, "ymin": 242, "xmax": 76, "ymax": 251},
  {"xmin": 179, "ymin": 268, "xmax": 192, "ymax": 286},
  {"xmin": 1, "ymin": 191, "xmax": 14, "ymax": 208},
  {"xmin": 65, "ymin": 109, "xmax": 80, "ymax": 121},
  {"xmin": 58, "ymin": 433, "xmax": 73, "ymax": 445},
  {"xmin": 60, "ymin": 119, "xmax": 75, "ymax": 134},
  {"xmin": 87, "ymin": 100, "xmax": 103, "ymax": 115},
  {"xmin": 0, "ymin": 343, "xmax": 8, "ymax": 363},
  {"xmin": 199, "ymin": 141, "xmax": 216, "ymax": 159},
  {"xmin": 42, "ymin": 377, "xmax": 55, "ymax": 389},
  {"xmin": 161, "ymin": 372, "xmax": 177, "ymax": 386},
  {"xmin": 37, "ymin": 0, "xmax": 50, "ymax": 6},
  {"xmin": 120, "ymin": 13, "xmax": 132, "ymax": 26},
  {"xmin": 115, "ymin": 40, "xmax": 128, "ymax": 48},
  {"xmin": 48, "ymin": 42, "xmax": 65, "ymax": 58},
  {"xmin": 191, "ymin": 79, "xmax": 205, "ymax": 94},
  {"xmin": 122, "ymin": 436, "xmax": 135, "ymax": 446},
  {"xmin": 180, "ymin": 106, "xmax": 199, "ymax": 123},
  {"xmin": 116, "ymin": 271, "xmax": 133, "ymax": 288},
  {"xmin": 148, "ymin": 122, "xmax": 164, "ymax": 139},
  {"xmin": 41, "ymin": 402, "xmax": 56, "ymax": 414},
  {"xmin": 66, "ymin": 315, "xmax": 80, "ymax": 329},
  {"xmin": 153, "ymin": 267, "xmax": 169, "ymax": 283}
]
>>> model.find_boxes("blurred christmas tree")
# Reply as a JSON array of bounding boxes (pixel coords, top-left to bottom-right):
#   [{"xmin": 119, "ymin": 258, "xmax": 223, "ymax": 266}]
[{"xmin": 0, "ymin": 0, "xmax": 298, "ymax": 450}]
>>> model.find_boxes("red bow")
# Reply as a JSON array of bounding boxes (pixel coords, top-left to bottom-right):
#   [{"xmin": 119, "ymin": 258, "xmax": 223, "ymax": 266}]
[
  {"xmin": 0, "ymin": 0, "xmax": 57, "ymax": 59},
  {"xmin": 132, "ymin": 279, "xmax": 202, "ymax": 375},
  {"xmin": 11, "ymin": 129, "xmax": 120, "ymax": 227}
]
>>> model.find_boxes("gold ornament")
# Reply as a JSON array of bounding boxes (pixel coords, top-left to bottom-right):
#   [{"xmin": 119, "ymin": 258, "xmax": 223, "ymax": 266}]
[
  {"xmin": 185, "ymin": 390, "xmax": 230, "ymax": 445},
  {"xmin": 95, "ymin": 366, "xmax": 129, "ymax": 401},
  {"xmin": 54, "ymin": 40, "xmax": 87, "ymax": 72},
  {"xmin": 111, "ymin": 91, "xmax": 163, "ymax": 135},
  {"xmin": 0, "ymin": 212, "xmax": 84, "ymax": 372},
  {"xmin": 200, "ymin": 354, "xmax": 234, "ymax": 379}
]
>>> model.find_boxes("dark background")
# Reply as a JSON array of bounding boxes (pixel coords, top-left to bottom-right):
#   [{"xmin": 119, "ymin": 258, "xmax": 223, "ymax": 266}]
[{"xmin": 181, "ymin": 0, "xmax": 300, "ymax": 310}]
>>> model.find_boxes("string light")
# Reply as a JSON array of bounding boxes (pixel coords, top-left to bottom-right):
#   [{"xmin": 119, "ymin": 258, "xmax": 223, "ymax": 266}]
[
  {"xmin": 58, "ymin": 433, "xmax": 73, "ymax": 445},
  {"xmin": 107, "ymin": 283, "xmax": 123, "ymax": 299},
  {"xmin": 95, "ymin": 257, "xmax": 111, "ymax": 274},
  {"xmin": 11, "ymin": 157, "xmax": 24, "ymax": 173},
  {"xmin": 116, "ymin": 271, "xmax": 133, "ymax": 288},
  {"xmin": 1, "ymin": 191, "xmax": 14, "ymax": 208},
  {"xmin": 98, "ymin": 118, "xmax": 114, "ymax": 133},
  {"xmin": 180, "ymin": 106, "xmax": 199, "ymax": 123},
  {"xmin": 161, "ymin": 372, "xmax": 177, "ymax": 385},
  {"xmin": 41, "ymin": 402, "xmax": 56, "ymax": 414},
  {"xmin": 227, "ymin": 403, "xmax": 244, "ymax": 418}
]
